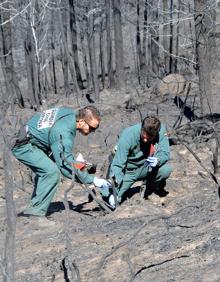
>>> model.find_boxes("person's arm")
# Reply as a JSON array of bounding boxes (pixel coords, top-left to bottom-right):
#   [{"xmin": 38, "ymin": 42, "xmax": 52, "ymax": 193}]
[
  {"xmin": 154, "ymin": 125, "xmax": 170, "ymax": 166},
  {"xmin": 110, "ymin": 130, "xmax": 130, "ymax": 186},
  {"xmin": 50, "ymin": 129, "xmax": 94, "ymax": 184}
]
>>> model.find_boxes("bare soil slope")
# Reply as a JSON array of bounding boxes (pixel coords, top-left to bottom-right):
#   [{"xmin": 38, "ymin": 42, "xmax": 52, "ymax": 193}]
[{"xmin": 0, "ymin": 88, "xmax": 220, "ymax": 282}]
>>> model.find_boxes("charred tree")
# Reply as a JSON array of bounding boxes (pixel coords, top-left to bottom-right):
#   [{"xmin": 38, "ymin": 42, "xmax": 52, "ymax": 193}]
[
  {"xmin": 169, "ymin": 0, "xmax": 174, "ymax": 73},
  {"xmin": 69, "ymin": 0, "xmax": 84, "ymax": 89},
  {"xmin": 194, "ymin": 0, "xmax": 214, "ymax": 115},
  {"xmin": 0, "ymin": 115, "xmax": 16, "ymax": 282},
  {"xmin": 105, "ymin": 0, "xmax": 114, "ymax": 87},
  {"xmin": 168, "ymin": 0, "xmax": 179, "ymax": 73},
  {"xmin": 150, "ymin": 1, "xmax": 159, "ymax": 76},
  {"xmin": 80, "ymin": 31, "xmax": 90, "ymax": 89},
  {"xmin": 61, "ymin": 2, "xmax": 70, "ymax": 97},
  {"xmin": 99, "ymin": 16, "xmax": 106, "ymax": 89},
  {"xmin": 57, "ymin": 0, "xmax": 80, "ymax": 105},
  {"xmin": 0, "ymin": 3, "xmax": 24, "ymax": 108},
  {"xmin": 50, "ymin": 12, "xmax": 58, "ymax": 94},
  {"xmin": 87, "ymin": 4, "xmax": 99, "ymax": 101},
  {"xmin": 136, "ymin": 0, "xmax": 141, "ymax": 84},
  {"xmin": 141, "ymin": 0, "xmax": 149, "ymax": 85},
  {"xmin": 163, "ymin": 0, "xmax": 170, "ymax": 74},
  {"xmin": 112, "ymin": 0, "xmax": 125, "ymax": 89},
  {"xmin": 24, "ymin": 5, "xmax": 41, "ymax": 109},
  {"xmin": 173, "ymin": 0, "xmax": 180, "ymax": 73}
]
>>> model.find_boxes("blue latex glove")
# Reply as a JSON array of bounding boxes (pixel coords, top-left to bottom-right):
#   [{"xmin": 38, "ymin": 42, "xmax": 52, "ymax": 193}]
[
  {"xmin": 109, "ymin": 194, "xmax": 115, "ymax": 208},
  {"xmin": 109, "ymin": 194, "xmax": 122, "ymax": 209},
  {"xmin": 93, "ymin": 177, "xmax": 112, "ymax": 197},
  {"xmin": 108, "ymin": 194, "xmax": 118, "ymax": 208},
  {"xmin": 146, "ymin": 157, "xmax": 158, "ymax": 168},
  {"xmin": 93, "ymin": 177, "xmax": 111, "ymax": 188}
]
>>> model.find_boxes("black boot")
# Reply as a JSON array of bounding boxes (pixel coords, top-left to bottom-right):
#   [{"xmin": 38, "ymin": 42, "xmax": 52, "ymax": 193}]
[{"xmin": 154, "ymin": 180, "xmax": 169, "ymax": 197}]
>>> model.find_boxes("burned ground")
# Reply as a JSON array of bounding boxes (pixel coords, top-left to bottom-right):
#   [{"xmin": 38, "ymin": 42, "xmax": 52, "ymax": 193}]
[{"xmin": 0, "ymin": 87, "xmax": 220, "ymax": 282}]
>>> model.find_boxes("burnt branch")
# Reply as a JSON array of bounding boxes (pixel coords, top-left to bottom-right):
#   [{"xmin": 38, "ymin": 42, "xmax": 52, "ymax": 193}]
[
  {"xmin": 96, "ymin": 215, "xmax": 165, "ymax": 281},
  {"xmin": 125, "ymin": 246, "xmax": 135, "ymax": 280},
  {"xmin": 80, "ymin": 183, "xmax": 112, "ymax": 213},
  {"xmin": 61, "ymin": 176, "xmax": 81, "ymax": 282},
  {"xmin": 173, "ymin": 82, "xmax": 192, "ymax": 128},
  {"xmin": 1, "ymin": 132, "xmax": 16, "ymax": 282},
  {"xmin": 176, "ymin": 137, "xmax": 220, "ymax": 199},
  {"xmin": 0, "ymin": 255, "xmax": 8, "ymax": 281},
  {"xmin": 96, "ymin": 205, "xmax": 199, "ymax": 281},
  {"xmin": 212, "ymin": 136, "xmax": 219, "ymax": 174},
  {"xmin": 131, "ymin": 255, "xmax": 189, "ymax": 280},
  {"xmin": 59, "ymin": 134, "xmax": 81, "ymax": 281}
]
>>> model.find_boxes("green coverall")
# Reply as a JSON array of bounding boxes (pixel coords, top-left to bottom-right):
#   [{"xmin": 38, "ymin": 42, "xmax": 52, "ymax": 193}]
[
  {"xmin": 12, "ymin": 107, "xmax": 94, "ymax": 216},
  {"xmin": 110, "ymin": 124, "xmax": 172, "ymax": 202}
]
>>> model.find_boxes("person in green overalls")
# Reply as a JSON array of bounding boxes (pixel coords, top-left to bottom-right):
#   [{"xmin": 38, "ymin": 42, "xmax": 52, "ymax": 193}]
[
  {"xmin": 109, "ymin": 116, "xmax": 172, "ymax": 207},
  {"xmin": 12, "ymin": 106, "xmax": 111, "ymax": 217}
]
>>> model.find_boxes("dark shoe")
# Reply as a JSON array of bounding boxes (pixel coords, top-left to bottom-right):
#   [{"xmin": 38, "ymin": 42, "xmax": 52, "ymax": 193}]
[
  {"xmin": 141, "ymin": 185, "xmax": 154, "ymax": 199},
  {"xmin": 17, "ymin": 212, "xmax": 45, "ymax": 218},
  {"xmin": 154, "ymin": 188, "xmax": 169, "ymax": 197},
  {"xmin": 17, "ymin": 207, "xmax": 46, "ymax": 217},
  {"xmin": 88, "ymin": 188, "xmax": 96, "ymax": 203},
  {"xmin": 154, "ymin": 180, "xmax": 169, "ymax": 197}
]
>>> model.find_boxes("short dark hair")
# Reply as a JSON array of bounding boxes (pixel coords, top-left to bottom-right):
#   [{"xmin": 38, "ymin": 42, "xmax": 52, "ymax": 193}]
[
  {"xmin": 141, "ymin": 116, "xmax": 161, "ymax": 137},
  {"xmin": 77, "ymin": 106, "xmax": 101, "ymax": 122}
]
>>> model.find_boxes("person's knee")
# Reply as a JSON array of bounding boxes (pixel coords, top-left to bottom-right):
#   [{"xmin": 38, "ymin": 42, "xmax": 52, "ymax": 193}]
[
  {"xmin": 47, "ymin": 165, "xmax": 61, "ymax": 183},
  {"xmin": 11, "ymin": 147, "xmax": 23, "ymax": 160},
  {"xmin": 159, "ymin": 163, "xmax": 172, "ymax": 179}
]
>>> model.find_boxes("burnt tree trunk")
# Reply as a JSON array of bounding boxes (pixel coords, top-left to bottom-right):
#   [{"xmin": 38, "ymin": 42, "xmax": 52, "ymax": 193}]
[
  {"xmin": 88, "ymin": 4, "xmax": 99, "ymax": 101},
  {"xmin": 172, "ymin": 0, "xmax": 179, "ymax": 73},
  {"xmin": 150, "ymin": 0, "xmax": 159, "ymax": 76},
  {"xmin": 24, "ymin": 8, "xmax": 41, "ymax": 109},
  {"xmin": 0, "ymin": 4, "xmax": 24, "ymax": 108},
  {"xmin": 194, "ymin": 0, "xmax": 214, "ymax": 115},
  {"xmin": 61, "ymin": 3, "xmax": 70, "ymax": 97},
  {"xmin": 80, "ymin": 32, "xmax": 90, "ymax": 88},
  {"xmin": 50, "ymin": 12, "xmax": 57, "ymax": 94},
  {"xmin": 175, "ymin": 5, "xmax": 180, "ymax": 73},
  {"xmin": 136, "ymin": 0, "xmax": 141, "ymax": 84},
  {"xmin": 169, "ymin": 0, "xmax": 173, "ymax": 73},
  {"xmin": 112, "ymin": 0, "xmax": 125, "ymax": 89},
  {"xmin": 105, "ymin": 0, "xmax": 114, "ymax": 87},
  {"xmin": 169, "ymin": 0, "xmax": 177, "ymax": 73},
  {"xmin": 57, "ymin": 0, "xmax": 80, "ymax": 105},
  {"xmin": 99, "ymin": 17, "xmax": 106, "ymax": 89},
  {"xmin": 1, "ymin": 130, "xmax": 16, "ymax": 282},
  {"xmin": 141, "ymin": 0, "xmax": 149, "ymax": 86},
  {"xmin": 69, "ymin": 0, "xmax": 84, "ymax": 89},
  {"xmin": 163, "ymin": 0, "xmax": 170, "ymax": 74}
]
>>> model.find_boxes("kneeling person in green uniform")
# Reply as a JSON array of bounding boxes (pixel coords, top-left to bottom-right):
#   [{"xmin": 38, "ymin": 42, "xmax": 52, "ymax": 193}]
[
  {"xmin": 12, "ymin": 106, "xmax": 111, "ymax": 217},
  {"xmin": 109, "ymin": 116, "xmax": 172, "ymax": 207}
]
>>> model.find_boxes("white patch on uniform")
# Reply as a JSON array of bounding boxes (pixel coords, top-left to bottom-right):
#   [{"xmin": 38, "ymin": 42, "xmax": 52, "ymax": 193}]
[{"xmin": 37, "ymin": 108, "xmax": 58, "ymax": 129}]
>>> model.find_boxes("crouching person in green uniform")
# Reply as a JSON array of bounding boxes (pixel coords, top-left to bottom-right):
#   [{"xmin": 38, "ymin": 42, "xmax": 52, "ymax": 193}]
[
  {"xmin": 12, "ymin": 106, "xmax": 111, "ymax": 217},
  {"xmin": 109, "ymin": 116, "xmax": 172, "ymax": 208}
]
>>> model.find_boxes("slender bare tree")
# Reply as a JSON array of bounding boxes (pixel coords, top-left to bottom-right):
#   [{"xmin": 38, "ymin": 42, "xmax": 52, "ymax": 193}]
[
  {"xmin": 150, "ymin": 1, "xmax": 159, "ymax": 76},
  {"xmin": 24, "ymin": 3, "xmax": 41, "ymax": 109},
  {"xmin": 69, "ymin": 0, "xmax": 84, "ymax": 89},
  {"xmin": 194, "ymin": 0, "xmax": 214, "ymax": 115},
  {"xmin": 57, "ymin": 0, "xmax": 80, "ymax": 104},
  {"xmin": 112, "ymin": 0, "xmax": 125, "ymax": 89},
  {"xmin": 105, "ymin": 0, "xmax": 114, "ymax": 87},
  {"xmin": 0, "ymin": 1, "xmax": 24, "ymax": 108},
  {"xmin": 87, "ymin": 3, "xmax": 100, "ymax": 101},
  {"xmin": 99, "ymin": 15, "xmax": 106, "ymax": 88}
]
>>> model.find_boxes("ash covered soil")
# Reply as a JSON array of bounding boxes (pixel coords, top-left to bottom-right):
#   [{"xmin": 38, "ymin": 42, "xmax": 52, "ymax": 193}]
[{"xmin": 0, "ymin": 87, "xmax": 220, "ymax": 282}]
